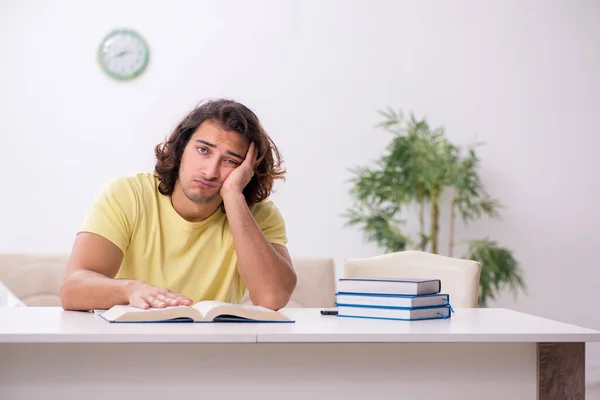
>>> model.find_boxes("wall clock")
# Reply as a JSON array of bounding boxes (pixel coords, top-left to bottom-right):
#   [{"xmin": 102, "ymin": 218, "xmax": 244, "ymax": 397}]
[{"xmin": 97, "ymin": 28, "xmax": 149, "ymax": 80}]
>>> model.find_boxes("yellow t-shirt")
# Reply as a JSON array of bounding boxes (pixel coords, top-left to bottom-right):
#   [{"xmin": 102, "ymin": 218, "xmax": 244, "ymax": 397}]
[{"xmin": 79, "ymin": 172, "xmax": 288, "ymax": 304}]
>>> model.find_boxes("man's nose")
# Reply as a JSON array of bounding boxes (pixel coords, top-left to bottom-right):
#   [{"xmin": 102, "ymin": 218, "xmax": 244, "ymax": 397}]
[{"xmin": 203, "ymin": 158, "xmax": 220, "ymax": 180}]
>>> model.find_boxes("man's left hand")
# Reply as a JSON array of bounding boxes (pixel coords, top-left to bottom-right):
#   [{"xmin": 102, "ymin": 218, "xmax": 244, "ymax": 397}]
[{"xmin": 220, "ymin": 142, "xmax": 257, "ymax": 200}]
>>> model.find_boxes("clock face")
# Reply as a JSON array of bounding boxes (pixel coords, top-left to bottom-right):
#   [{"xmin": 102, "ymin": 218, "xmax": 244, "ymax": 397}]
[{"xmin": 98, "ymin": 29, "xmax": 149, "ymax": 80}]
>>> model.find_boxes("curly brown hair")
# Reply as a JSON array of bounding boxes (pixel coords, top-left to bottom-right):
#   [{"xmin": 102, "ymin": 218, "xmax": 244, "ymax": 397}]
[{"xmin": 154, "ymin": 99, "xmax": 286, "ymax": 206}]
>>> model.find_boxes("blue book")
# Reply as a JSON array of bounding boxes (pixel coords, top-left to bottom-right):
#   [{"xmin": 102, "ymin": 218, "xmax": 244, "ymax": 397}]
[
  {"xmin": 98, "ymin": 301, "xmax": 293, "ymax": 323},
  {"xmin": 338, "ymin": 277, "xmax": 441, "ymax": 295},
  {"xmin": 336, "ymin": 304, "xmax": 451, "ymax": 321},
  {"xmin": 335, "ymin": 292, "xmax": 450, "ymax": 309}
]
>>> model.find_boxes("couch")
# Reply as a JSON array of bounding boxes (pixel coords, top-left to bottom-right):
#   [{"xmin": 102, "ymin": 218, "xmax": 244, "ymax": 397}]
[{"xmin": 0, "ymin": 253, "xmax": 337, "ymax": 308}]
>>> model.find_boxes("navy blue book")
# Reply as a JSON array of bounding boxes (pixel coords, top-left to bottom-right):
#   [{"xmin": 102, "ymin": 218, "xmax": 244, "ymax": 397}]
[
  {"xmin": 335, "ymin": 292, "xmax": 449, "ymax": 309},
  {"xmin": 337, "ymin": 277, "xmax": 441, "ymax": 296}
]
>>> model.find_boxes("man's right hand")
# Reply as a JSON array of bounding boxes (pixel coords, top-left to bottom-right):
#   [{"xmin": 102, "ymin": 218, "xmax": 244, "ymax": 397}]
[{"xmin": 126, "ymin": 282, "xmax": 193, "ymax": 309}]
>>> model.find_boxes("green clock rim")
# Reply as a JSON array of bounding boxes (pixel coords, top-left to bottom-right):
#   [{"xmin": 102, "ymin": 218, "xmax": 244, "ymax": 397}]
[{"xmin": 97, "ymin": 28, "xmax": 150, "ymax": 81}]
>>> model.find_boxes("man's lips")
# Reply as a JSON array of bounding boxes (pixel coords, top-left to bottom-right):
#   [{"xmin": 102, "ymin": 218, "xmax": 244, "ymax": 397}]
[{"xmin": 194, "ymin": 179, "xmax": 216, "ymax": 188}]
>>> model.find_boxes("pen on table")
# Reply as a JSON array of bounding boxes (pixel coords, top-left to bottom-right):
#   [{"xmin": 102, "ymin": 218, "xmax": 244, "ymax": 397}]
[{"xmin": 320, "ymin": 308, "xmax": 338, "ymax": 315}]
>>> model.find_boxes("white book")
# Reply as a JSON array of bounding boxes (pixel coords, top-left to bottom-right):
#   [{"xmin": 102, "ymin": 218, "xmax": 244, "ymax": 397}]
[{"xmin": 338, "ymin": 278, "xmax": 441, "ymax": 295}]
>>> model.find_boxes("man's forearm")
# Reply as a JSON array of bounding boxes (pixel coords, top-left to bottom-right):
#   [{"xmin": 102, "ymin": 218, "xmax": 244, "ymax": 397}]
[
  {"xmin": 60, "ymin": 269, "xmax": 135, "ymax": 311},
  {"xmin": 224, "ymin": 193, "xmax": 296, "ymax": 309}
]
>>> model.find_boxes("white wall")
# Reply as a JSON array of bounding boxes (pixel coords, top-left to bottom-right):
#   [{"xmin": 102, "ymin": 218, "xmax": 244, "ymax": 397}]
[{"xmin": 2, "ymin": 0, "xmax": 600, "ymax": 380}]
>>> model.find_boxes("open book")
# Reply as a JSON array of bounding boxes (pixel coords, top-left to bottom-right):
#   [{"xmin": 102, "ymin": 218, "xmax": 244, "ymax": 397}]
[{"xmin": 98, "ymin": 301, "xmax": 293, "ymax": 323}]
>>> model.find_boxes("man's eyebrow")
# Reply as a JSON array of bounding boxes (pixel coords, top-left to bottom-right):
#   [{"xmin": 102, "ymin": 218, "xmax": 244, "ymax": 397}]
[
  {"xmin": 196, "ymin": 139, "xmax": 216, "ymax": 148},
  {"xmin": 196, "ymin": 139, "xmax": 243, "ymax": 160},
  {"xmin": 226, "ymin": 150, "xmax": 243, "ymax": 160}
]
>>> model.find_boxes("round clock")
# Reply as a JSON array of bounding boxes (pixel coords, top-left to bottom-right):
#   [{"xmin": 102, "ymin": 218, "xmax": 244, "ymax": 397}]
[{"xmin": 97, "ymin": 28, "xmax": 149, "ymax": 80}]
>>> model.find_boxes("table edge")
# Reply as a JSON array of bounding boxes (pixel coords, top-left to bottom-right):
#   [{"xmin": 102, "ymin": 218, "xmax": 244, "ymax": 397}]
[{"xmin": 2, "ymin": 333, "xmax": 600, "ymax": 344}]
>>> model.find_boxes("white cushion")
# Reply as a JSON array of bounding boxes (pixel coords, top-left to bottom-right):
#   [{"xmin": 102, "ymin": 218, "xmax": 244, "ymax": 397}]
[{"xmin": 0, "ymin": 281, "xmax": 26, "ymax": 307}]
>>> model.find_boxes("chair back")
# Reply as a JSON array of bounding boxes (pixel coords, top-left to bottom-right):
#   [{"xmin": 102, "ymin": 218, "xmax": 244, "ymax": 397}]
[
  {"xmin": 343, "ymin": 250, "xmax": 481, "ymax": 308},
  {"xmin": 0, "ymin": 253, "xmax": 68, "ymax": 306}
]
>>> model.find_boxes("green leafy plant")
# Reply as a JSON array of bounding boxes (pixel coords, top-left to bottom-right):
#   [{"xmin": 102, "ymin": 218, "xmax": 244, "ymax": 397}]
[{"xmin": 343, "ymin": 108, "xmax": 526, "ymax": 307}]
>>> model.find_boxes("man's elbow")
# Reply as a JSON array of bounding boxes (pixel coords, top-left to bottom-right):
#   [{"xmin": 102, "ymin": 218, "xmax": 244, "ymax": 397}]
[
  {"xmin": 251, "ymin": 279, "xmax": 297, "ymax": 311},
  {"xmin": 59, "ymin": 273, "xmax": 85, "ymax": 311},
  {"xmin": 59, "ymin": 279, "xmax": 77, "ymax": 311},
  {"xmin": 251, "ymin": 292, "xmax": 290, "ymax": 310}
]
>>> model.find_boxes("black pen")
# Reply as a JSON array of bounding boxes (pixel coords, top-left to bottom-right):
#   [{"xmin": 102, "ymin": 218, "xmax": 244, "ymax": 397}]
[{"xmin": 320, "ymin": 308, "xmax": 338, "ymax": 316}]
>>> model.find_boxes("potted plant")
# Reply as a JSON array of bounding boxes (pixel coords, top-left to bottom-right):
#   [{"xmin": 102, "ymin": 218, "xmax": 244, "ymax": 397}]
[{"xmin": 343, "ymin": 108, "xmax": 526, "ymax": 307}]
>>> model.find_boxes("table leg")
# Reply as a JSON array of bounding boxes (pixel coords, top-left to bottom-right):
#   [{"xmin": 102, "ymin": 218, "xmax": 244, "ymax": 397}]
[{"xmin": 538, "ymin": 342, "xmax": 584, "ymax": 400}]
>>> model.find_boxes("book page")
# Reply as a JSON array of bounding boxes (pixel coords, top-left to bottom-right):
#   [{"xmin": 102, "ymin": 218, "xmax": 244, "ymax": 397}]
[
  {"xmin": 192, "ymin": 301, "xmax": 276, "ymax": 320},
  {"xmin": 236, "ymin": 304, "xmax": 272, "ymax": 312},
  {"xmin": 192, "ymin": 301, "xmax": 233, "ymax": 317},
  {"xmin": 122, "ymin": 304, "xmax": 189, "ymax": 312}
]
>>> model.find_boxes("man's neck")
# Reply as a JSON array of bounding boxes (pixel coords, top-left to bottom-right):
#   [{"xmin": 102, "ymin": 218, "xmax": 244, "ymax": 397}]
[{"xmin": 171, "ymin": 186, "xmax": 221, "ymax": 223}]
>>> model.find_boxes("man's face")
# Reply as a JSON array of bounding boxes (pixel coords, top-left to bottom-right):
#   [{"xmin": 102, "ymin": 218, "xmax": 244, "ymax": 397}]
[{"xmin": 178, "ymin": 120, "xmax": 249, "ymax": 205}]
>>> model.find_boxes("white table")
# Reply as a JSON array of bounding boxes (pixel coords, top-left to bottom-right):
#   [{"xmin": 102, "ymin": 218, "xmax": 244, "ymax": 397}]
[{"xmin": 0, "ymin": 307, "xmax": 598, "ymax": 400}]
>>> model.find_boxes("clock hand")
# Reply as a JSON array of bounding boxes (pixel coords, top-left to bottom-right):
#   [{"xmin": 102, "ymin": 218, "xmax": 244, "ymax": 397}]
[{"xmin": 108, "ymin": 50, "xmax": 130, "ymax": 60}]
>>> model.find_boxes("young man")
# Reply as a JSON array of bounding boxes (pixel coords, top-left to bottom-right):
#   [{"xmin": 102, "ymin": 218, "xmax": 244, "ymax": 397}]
[{"xmin": 60, "ymin": 99, "xmax": 296, "ymax": 311}]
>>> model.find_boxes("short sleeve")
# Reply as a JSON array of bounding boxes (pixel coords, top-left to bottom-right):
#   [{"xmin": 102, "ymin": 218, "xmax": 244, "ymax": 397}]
[
  {"xmin": 251, "ymin": 199, "xmax": 288, "ymax": 247},
  {"xmin": 79, "ymin": 176, "xmax": 139, "ymax": 253}
]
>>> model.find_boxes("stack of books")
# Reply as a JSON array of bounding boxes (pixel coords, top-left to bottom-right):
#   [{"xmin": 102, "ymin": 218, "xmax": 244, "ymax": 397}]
[{"xmin": 334, "ymin": 277, "xmax": 453, "ymax": 321}]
